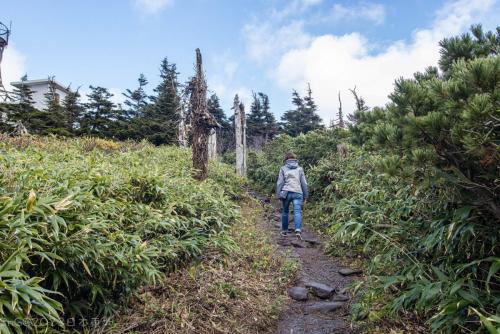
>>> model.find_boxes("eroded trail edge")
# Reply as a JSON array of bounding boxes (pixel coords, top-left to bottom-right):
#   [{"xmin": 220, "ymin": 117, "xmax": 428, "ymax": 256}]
[{"xmin": 252, "ymin": 192, "xmax": 361, "ymax": 334}]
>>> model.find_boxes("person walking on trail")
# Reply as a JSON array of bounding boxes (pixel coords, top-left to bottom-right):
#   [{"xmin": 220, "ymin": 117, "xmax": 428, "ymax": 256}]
[{"xmin": 276, "ymin": 152, "xmax": 308, "ymax": 238}]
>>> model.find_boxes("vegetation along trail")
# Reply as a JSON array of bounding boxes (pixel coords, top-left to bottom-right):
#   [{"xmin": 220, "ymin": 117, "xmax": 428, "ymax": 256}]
[
  {"xmin": 250, "ymin": 192, "xmax": 361, "ymax": 334},
  {"xmin": 0, "ymin": 19, "xmax": 498, "ymax": 334}
]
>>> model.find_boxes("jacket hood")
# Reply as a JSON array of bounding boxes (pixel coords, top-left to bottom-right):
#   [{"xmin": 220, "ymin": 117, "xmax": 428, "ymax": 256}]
[{"xmin": 285, "ymin": 159, "xmax": 299, "ymax": 169}]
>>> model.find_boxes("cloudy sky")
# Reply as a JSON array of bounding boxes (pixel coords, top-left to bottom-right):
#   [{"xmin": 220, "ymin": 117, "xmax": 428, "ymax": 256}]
[{"xmin": 2, "ymin": 0, "xmax": 499, "ymax": 123}]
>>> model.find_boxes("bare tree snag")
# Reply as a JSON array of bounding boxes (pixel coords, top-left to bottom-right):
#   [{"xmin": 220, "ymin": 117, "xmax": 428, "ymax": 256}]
[
  {"xmin": 189, "ymin": 48, "xmax": 217, "ymax": 180},
  {"xmin": 337, "ymin": 91, "xmax": 345, "ymax": 128},
  {"xmin": 234, "ymin": 94, "xmax": 247, "ymax": 177},
  {"xmin": 208, "ymin": 129, "xmax": 217, "ymax": 160},
  {"xmin": 337, "ymin": 143, "xmax": 348, "ymax": 158},
  {"xmin": 349, "ymin": 86, "xmax": 368, "ymax": 112},
  {"xmin": 178, "ymin": 101, "xmax": 188, "ymax": 147},
  {"xmin": 13, "ymin": 121, "xmax": 28, "ymax": 136}
]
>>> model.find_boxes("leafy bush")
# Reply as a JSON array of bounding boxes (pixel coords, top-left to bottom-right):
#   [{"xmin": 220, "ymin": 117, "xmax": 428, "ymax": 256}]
[
  {"xmin": 248, "ymin": 128, "xmax": 348, "ymax": 194},
  {"xmin": 249, "ymin": 25, "xmax": 499, "ymax": 333},
  {"xmin": 0, "ymin": 136, "xmax": 242, "ymax": 332}
]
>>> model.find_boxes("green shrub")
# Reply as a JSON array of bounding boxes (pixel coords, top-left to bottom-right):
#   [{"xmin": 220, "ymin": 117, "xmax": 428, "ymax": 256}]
[
  {"xmin": 0, "ymin": 136, "xmax": 242, "ymax": 332},
  {"xmin": 249, "ymin": 25, "xmax": 499, "ymax": 334},
  {"xmin": 248, "ymin": 128, "xmax": 348, "ymax": 194}
]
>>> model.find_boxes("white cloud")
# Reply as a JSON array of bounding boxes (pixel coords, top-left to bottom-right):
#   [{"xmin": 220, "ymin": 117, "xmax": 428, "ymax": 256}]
[
  {"xmin": 234, "ymin": 86, "xmax": 252, "ymax": 108},
  {"xmin": 207, "ymin": 51, "xmax": 246, "ymax": 113},
  {"xmin": 271, "ymin": 0, "xmax": 497, "ymax": 123},
  {"xmin": 330, "ymin": 2, "xmax": 386, "ymax": 25},
  {"xmin": 2, "ymin": 45, "xmax": 26, "ymax": 91},
  {"xmin": 243, "ymin": 20, "xmax": 311, "ymax": 62},
  {"xmin": 208, "ymin": 77, "xmax": 252, "ymax": 115},
  {"xmin": 271, "ymin": 0, "xmax": 323, "ymax": 20},
  {"xmin": 133, "ymin": 0, "xmax": 173, "ymax": 14}
]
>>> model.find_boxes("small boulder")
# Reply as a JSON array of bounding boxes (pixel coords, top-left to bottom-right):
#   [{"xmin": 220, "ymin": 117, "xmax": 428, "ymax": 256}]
[
  {"xmin": 338, "ymin": 268, "xmax": 363, "ymax": 276},
  {"xmin": 333, "ymin": 294, "xmax": 350, "ymax": 302},
  {"xmin": 306, "ymin": 302, "xmax": 344, "ymax": 313},
  {"xmin": 291, "ymin": 241, "xmax": 305, "ymax": 248},
  {"xmin": 303, "ymin": 238, "xmax": 320, "ymax": 246},
  {"xmin": 305, "ymin": 281, "xmax": 335, "ymax": 299},
  {"xmin": 277, "ymin": 239, "xmax": 291, "ymax": 247},
  {"xmin": 288, "ymin": 287, "xmax": 308, "ymax": 301}
]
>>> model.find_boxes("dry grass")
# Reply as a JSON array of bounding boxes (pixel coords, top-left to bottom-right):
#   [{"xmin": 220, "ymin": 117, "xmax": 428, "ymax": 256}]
[{"xmin": 97, "ymin": 197, "xmax": 292, "ymax": 334}]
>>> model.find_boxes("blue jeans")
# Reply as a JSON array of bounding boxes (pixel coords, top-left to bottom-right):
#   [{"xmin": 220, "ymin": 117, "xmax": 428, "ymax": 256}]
[{"xmin": 281, "ymin": 192, "xmax": 303, "ymax": 232}]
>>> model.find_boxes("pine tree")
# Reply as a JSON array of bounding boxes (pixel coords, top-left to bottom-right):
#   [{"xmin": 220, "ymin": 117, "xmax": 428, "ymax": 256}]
[
  {"xmin": 63, "ymin": 89, "xmax": 84, "ymax": 133},
  {"xmin": 207, "ymin": 93, "xmax": 227, "ymax": 128},
  {"xmin": 281, "ymin": 85, "xmax": 323, "ymax": 136},
  {"xmin": 207, "ymin": 93, "xmax": 232, "ymax": 152},
  {"xmin": 259, "ymin": 92, "xmax": 278, "ymax": 143},
  {"xmin": 39, "ymin": 78, "xmax": 71, "ymax": 136},
  {"xmin": 5, "ymin": 75, "xmax": 40, "ymax": 134},
  {"xmin": 247, "ymin": 92, "xmax": 278, "ymax": 148},
  {"xmin": 145, "ymin": 58, "xmax": 181, "ymax": 145},
  {"xmin": 247, "ymin": 92, "xmax": 266, "ymax": 147},
  {"xmin": 80, "ymin": 85, "xmax": 117, "ymax": 136},
  {"xmin": 13, "ymin": 74, "xmax": 35, "ymax": 109},
  {"xmin": 439, "ymin": 24, "xmax": 499, "ymax": 75},
  {"xmin": 302, "ymin": 83, "xmax": 323, "ymax": 132},
  {"xmin": 123, "ymin": 73, "xmax": 149, "ymax": 119}
]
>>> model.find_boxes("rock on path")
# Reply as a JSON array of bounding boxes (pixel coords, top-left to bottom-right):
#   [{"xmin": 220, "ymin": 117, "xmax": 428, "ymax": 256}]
[
  {"xmin": 305, "ymin": 281, "xmax": 335, "ymax": 299},
  {"xmin": 288, "ymin": 287, "xmax": 309, "ymax": 301},
  {"xmin": 306, "ymin": 302, "xmax": 344, "ymax": 314},
  {"xmin": 256, "ymin": 196, "xmax": 359, "ymax": 334},
  {"xmin": 339, "ymin": 268, "xmax": 363, "ymax": 276}
]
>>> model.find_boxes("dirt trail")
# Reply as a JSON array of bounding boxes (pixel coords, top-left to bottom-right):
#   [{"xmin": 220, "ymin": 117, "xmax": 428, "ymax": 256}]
[{"xmin": 251, "ymin": 192, "xmax": 360, "ymax": 334}]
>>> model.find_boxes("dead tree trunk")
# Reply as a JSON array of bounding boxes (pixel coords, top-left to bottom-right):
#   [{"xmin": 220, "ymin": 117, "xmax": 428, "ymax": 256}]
[
  {"xmin": 234, "ymin": 95, "xmax": 247, "ymax": 177},
  {"xmin": 337, "ymin": 143, "xmax": 348, "ymax": 158},
  {"xmin": 208, "ymin": 129, "xmax": 217, "ymax": 160},
  {"xmin": 338, "ymin": 91, "xmax": 345, "ymax": 128},
  {"xmin": 189, "ymin": 48, "xmax": 217, "ymax": 180},
  {"xmin": 178, "ymin": 101, "xmax": 188, "ymax": 148},
  {"xmin": 13, "ymin": 121, "xmax": 28, "ymax": 136}
]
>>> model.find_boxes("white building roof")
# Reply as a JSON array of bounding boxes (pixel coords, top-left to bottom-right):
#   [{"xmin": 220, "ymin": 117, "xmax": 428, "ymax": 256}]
[{"xmin": 10, "ymin": 79, "xmax": 70, "ymax": 93}]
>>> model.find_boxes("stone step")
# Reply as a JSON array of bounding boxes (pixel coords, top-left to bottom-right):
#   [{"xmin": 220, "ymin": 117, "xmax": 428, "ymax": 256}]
[
  {"xmin": 288, "ymin": 287, "xmax": 308, "ymax": 301},
  {"xmin": 306, "ymin": 302, "xmax": 344, "ymax": 313},
  {"xmin": 305, "ymin": 281, "xmax": 335, "ymax": 299},
  {"xmin": 338, "ymin": 268, "xmax": 363, "ymax": 276}
]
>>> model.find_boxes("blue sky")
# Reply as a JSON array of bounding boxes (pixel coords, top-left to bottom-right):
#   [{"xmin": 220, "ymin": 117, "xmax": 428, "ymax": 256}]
[{"xmin": 2, "ymin": 0, "xmax": 499, "ymax": 122}]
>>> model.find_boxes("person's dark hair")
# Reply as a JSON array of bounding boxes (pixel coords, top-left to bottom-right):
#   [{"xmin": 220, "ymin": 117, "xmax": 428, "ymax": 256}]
[{"xmin": 284, "ymin": 151, "xmax": 296, "ymax": 161}]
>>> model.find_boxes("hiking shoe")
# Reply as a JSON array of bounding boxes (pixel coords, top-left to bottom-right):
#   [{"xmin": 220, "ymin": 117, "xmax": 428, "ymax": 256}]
[
  {"xmin": 295, "ymin": 230, "xmax": 302, "ymax": 240},
  {"xmin": 280, "ymin": 231, "xmax": 288, "ymax": 237}
]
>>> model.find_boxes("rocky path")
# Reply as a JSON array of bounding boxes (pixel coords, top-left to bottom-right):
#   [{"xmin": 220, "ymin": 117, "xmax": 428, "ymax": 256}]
[{"xmin": 252, "ymin": 192, "xmax": 361, "ymax": 334}]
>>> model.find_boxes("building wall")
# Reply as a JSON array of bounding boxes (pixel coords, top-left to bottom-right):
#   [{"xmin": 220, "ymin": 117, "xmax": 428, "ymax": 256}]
[{"xmin": 29, "ymin": 83, "xmax": 68, "ymax": 110}]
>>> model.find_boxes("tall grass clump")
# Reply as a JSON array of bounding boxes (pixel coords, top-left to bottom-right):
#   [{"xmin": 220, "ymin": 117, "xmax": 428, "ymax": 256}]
[{"xmin": 0, "ymin": 135, "xmax": 242, "ymax": 333}]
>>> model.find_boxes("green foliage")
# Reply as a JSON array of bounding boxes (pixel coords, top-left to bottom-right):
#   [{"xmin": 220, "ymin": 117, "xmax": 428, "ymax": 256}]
[
  {"xmin": 0, "ymin": 135, "xmax": 242, "ymax": 332},
  {"xmin": 123, "ymin": 73, "xmax": 150, "ymax": 119},
  {"xmin": 248, "ymin": 128, "xmax": 348, "ymax": 194},
  {"xmin": 145, "ymin": 58, "xmax": 181, "ymax": 145},
  {"xmin": 12, "ymin": 74, "xmax": 35, "ymax": 108},
  {"xmin": 250, "ymin": 25, "xmax": 500, "ymax": 333},
  {"xmin": 1, "ymin": 58, "xmax": 185, "ymax": 145},
  {"xmin": 208, "ymin": 93, "xmax": 233, "ymax": 153},
  {"xmin": 80, "ymin": 85, "xmax": 119, "ymax": 136},
  {"xmin": 247, "ymin": 92, "xmax": 278, "ymax": 148},
  {"xmin": 439, "ymin": 24, "xmax": 499, "ymax": 75},
  {"xmin": 281, "ymin": 85, "xmax": 324, "ymax": 136}
]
